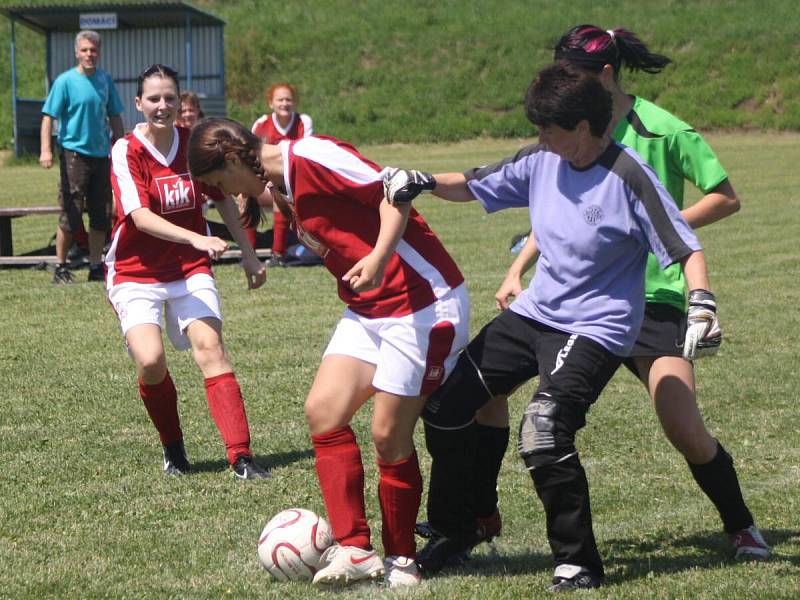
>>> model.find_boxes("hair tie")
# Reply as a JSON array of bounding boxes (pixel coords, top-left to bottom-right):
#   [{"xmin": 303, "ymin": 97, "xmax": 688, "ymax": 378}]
[{"xmin": 606, "ymin": 29, "xmax": 616, "ymax": 41}]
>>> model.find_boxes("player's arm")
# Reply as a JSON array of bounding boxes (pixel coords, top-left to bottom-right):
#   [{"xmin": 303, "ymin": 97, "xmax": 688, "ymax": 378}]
[
  {"xmin": 682, "ymin": 179, "xmax": 740, "ymax": 229},
  {"xmin": 215, "ymin": 195, "xmax": 267, "ymax": 289},
  {"xmin": 109, "ymin": 114, "xmax": 125, "ymax": 144},
  {"xmin": 40, "ymin": 115, "xmax": 54, "ymax": 169},
  {"xmin": 342, "ymin": 199, "xmax": 412, "ymax": 293},
  {"xmin": 129, "ymin": 207, "xmax": 228, "ymax": 260},
  {"xmin": 382, "ymin": 169, "xmax": 477, "ymax": 204},
  {"xmin": 495, "ymin": 232, "xmax": 539, "ymax": 310}
]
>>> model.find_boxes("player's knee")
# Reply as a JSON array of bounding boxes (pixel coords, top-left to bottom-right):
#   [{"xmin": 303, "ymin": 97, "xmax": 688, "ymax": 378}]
[
  {"xmin": 422, "ymin": 350, "xmax": 492, "ymax": 429},
  {"xmin": 192, "ymin": 339, "xmax": 227, "ymax": 372},
  {"xmin": 518, "ymin": 393, "xmax": 585, "ymax": 469},
  {"xmin": 136, "ymin": 354, "xmax": 167, "ymax": 382}
]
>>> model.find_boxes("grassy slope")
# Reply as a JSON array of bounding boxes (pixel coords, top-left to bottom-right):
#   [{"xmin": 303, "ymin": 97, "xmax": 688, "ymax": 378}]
[
  {"xmin": 2, "ymin": 0, "xmax": 800, "ymax": 149},
  {"xmin": 0, "ymin": 133, "xmax": 798, "ymax": 598}
]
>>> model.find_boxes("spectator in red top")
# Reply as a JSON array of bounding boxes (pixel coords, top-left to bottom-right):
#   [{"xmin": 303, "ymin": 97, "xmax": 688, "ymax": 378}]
[
  {"xmin": 250, "ymin": 82, "xmax": 313, "ymax": 265},
  {"xmin": 108, "ymin": 64, "xmax": 269, "ymax": 480}
]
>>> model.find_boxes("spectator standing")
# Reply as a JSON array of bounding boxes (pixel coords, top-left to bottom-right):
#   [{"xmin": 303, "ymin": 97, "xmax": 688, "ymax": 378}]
[
  {"xmin": 40, "ymin": 30, "xmax": 125, "ymax": 283},
  {"xmin": 250, "ymin": 83, "xmax": 313, "ymax": 265}
]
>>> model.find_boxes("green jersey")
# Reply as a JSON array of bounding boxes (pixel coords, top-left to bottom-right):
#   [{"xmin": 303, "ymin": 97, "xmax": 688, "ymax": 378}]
[{"xmin": 612, "ymin": 96, "xmax": 728, "ymax": 309}]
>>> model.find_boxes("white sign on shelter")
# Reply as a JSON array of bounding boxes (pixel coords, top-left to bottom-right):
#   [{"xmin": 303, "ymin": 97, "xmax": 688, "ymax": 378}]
[{"xmin": 79, "ymin": 13, "xmax": 118, "ymax": 29}]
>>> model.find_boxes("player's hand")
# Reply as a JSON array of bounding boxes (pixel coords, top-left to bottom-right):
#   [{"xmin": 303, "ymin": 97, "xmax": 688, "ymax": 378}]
[
  {"xmin": 382, "ymin": 167, "xmax": 436, "ymax": 205},
  {"xmin": 683, "ymin": 289, "xmax": 722, "ymax": 360},
  {"xmin": 342, "ymin": 253, "xmax": 385, "ymax": 293},
  {"xmin": 193, "ymin": 235, "xmax": 229, "ymax": 261},
  {"xmin": 39, "ymin": 150, "xmax": 53, "ymax": 169},
  {"xmin": 242, "ymin": 253, "xmax": 267, "ymax": 289},
  {"xmin": 494, "ymin": 272, "xmax": 523, "ymax": 310}
]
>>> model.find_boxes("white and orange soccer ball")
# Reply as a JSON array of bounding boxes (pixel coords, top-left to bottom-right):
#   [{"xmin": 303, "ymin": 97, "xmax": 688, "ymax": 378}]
[{"xmin": 257, "ymin": 508, "xmax": 334, "ymax": 581}]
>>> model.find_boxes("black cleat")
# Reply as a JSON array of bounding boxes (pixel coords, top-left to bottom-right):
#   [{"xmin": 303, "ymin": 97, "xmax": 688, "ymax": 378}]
[
  {"xmin": 415, "ymin": 529, "xmax": 475, "ymax": 575},
  {"xmin": 231, "ymin": 455, "xmax": 271, "ymax": 480},
  {"xmin": 88, "ymin": 264, "xmax": 105, "ymax": 282},
  {"xmin": 52, "ymin": 264, "xmax": 76, "ymax": 284},
  {"xmin": 162, "ymin": 440, "xmax": 191, "ymax": 475},
  {"xmin": 547, "ymin": 570, "xmax": 602, "ymax": 592}
]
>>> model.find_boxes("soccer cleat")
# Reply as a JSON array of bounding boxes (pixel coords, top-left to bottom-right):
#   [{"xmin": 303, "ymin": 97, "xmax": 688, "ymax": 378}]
[
  {"xmin": 312, "ymin": 545, "xmax": 385, "ymax": 586},
  {"xmin": 52, "ymin": 264, "xmax": 76, "ymax": 284},
  {"xmin": 384, "ymin": 555, "xmax": 421, "ymax": 588},
  {"xmin": 547, "ymin": 564, "xmax": 603, "ymax": 592},
  {"xmin": 266, "ymin": 254, "xmax": 286, "ymax": 268},
  {"xmin": 231, "ymin": 455, "xmax": 271, "ymax": 480},
  {"xmin": 88, "ymin": 264, "xmax": 105, "ymax": 282},
  {"xmin": 730, "ymin": 525, "xmax": 770, "ymax": 561},
  {"xmin": 162, "ymin": 440, "xmax": 191, "ymax": 475},
  {"xmin": 415, "ymin": 529, "xmax": 475, "ymax": 575},
  {"xmin": 475, "ymin": 509, "xmax": 502, "ymax": 546}
]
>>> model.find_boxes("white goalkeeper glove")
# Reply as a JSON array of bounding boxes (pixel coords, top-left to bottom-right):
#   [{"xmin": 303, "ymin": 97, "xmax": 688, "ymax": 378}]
[
  {"xmin": 382, "ymin": 167, "xmax": 437, "ymax": 205},
  {"xmin": 683, "ymin": 289, "xmax": 722, "ymax": 361}
]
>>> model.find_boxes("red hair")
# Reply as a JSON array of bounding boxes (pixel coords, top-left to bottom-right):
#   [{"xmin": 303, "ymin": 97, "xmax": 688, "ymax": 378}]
[{"xmin": 265, "ymin": 82, "xmax": 298, "ymax": 105}]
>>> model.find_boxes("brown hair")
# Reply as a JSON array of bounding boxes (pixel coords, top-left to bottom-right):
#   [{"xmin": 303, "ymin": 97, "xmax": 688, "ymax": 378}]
[
  {"xmin": 266, "ymin": 82, "xmax": 298, "ymax": 105},
  {"xmin": 188, "ymin": 118, "xmax": 268, "ymax": 227},
  {"xmin": 179, "ymin": 91, "xmax": 205, "ymax": 118}
]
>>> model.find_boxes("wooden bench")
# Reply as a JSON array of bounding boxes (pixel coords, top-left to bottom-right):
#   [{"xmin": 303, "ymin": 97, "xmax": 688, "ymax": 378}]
[
  {"xmin": 0, "ymin": 206, "xmax": 61, "ymax": 258},
  {"xmin": 0, "ymin": 205, "xmax": 272, "ymax": 266}
]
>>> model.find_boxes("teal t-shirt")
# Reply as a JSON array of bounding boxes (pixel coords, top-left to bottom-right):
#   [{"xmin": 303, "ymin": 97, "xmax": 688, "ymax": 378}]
[
  {"xmin": 612, "ymin": 96, "xmax": 728, "ymax": 309},
  {"xmin": 42, "ymin": 67, "xmax": 124, "ymax": 157}
]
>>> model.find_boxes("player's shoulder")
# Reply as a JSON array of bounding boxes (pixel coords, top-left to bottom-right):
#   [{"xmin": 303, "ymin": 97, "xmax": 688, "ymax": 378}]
[
  {"xmin": 299, "ymin": 113, "xmax": 313, "ymax": 127},
  {"xmin": 627, "ymin": 96, "xmax": 694, "ymax": 137},
  {"xmin": 251, "ymin": 114, "xmax": 270, "ymax": 132}
]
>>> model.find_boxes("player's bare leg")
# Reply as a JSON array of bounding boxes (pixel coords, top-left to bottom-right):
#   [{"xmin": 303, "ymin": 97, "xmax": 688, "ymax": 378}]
[
  {"xmin": 635, "ymin": 355, "xmax": 769, "ymax": 559},
  {"xmin": 308, "ymin": 356, "xmax": 385, "ymax": 586}
]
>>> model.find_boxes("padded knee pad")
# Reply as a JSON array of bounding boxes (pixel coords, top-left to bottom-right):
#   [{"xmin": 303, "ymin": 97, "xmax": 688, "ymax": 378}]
[
  {"xmin": 518, "ymin": 393, "xmax": 584, "ymax": 469},
  {"xmin": 422, "ymin": 350, "xmax": 492, "ymax": 430}
]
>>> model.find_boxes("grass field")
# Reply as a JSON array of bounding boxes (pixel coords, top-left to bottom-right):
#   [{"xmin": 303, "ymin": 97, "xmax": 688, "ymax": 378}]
[{"xmin": 1, "ymin": 133, "xmax": 799, "ymax": 598}]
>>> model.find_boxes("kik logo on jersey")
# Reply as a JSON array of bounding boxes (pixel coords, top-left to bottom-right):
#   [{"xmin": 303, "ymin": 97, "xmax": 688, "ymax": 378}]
[{"xmin": 156, "ymin": 174, "xmax": 196, "ymax": 213}]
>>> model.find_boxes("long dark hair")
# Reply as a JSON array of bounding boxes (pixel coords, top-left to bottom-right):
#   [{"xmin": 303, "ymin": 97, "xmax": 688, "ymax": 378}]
[
  {"xmin": 554, "ymin": 25, "xmax": 671, "ymax": 76},
  {"xmin": 188, "ymin": 118, "xmax": 268, "ymax": 227}
]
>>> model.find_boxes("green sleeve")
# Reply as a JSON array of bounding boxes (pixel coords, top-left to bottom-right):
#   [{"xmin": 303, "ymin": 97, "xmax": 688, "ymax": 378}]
[{"xmin": 668, "ymin": 129, "xmax": 728, "ymax": 193}]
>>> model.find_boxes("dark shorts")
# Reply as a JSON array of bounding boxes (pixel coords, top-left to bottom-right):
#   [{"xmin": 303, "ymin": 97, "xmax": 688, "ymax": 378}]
[
  {"xmin": 623, "ymin": 302, "xmax": 687, "ymax": 376},
  {"xmin": 423, "ymin": 309, "xmax": 623, "ymax": 429},
  {"xmin": 57, "ymin": 147, "xmax": 112, "ymax": 232}
]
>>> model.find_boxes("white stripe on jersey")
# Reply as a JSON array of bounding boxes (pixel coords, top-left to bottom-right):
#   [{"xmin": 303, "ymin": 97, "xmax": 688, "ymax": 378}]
[
  {"xmin": 272, "ymin": 112, "xmax": 297, "ymax": 136},
  {"xmin": 251, "ymin": 114, "xmax": 268, "ymax": 133},
  {"xmin": 299, "ymin": 114, "xmax": 313, "ymax": 136},
  {"xmin": 104, "ymin": 224, "xmax": 123, "ymax": 289},
  {"xmin": 111, "ymin": 139, "xmax": 143, "ymax": 216},
  {"xmin": 292, "ymin": 137, "xmax": 380, "ymax": 186},
  {"xmin": 395, "ymin": 238, "xmax": 453, "ymax": 300}
]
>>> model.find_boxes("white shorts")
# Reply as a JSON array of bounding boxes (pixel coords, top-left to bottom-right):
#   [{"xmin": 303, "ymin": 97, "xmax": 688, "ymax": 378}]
[
  {"xmin": 108, "ymin": 273, "xmax": 222, "ymax": 351},
  {"xmin": 323, "ymin": 284, "xmax": 470, "ymax": 397}
]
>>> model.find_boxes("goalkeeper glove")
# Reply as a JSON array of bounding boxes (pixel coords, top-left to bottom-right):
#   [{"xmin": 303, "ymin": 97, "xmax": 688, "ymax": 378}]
[
  {"xmin": 683, "ymin": 289, "xmax": 722, "ymax": 361},
  {"xmin": 382, "ymin": 167, "xmax": 436, "ymax": 205}
]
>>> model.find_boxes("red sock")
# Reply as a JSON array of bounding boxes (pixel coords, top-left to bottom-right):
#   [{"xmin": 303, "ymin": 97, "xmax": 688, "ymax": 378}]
[
  {"xmin": 139, "ymin": 372, "xmax": 182, "ymax": 445},
  {"xmin": 243, "ymin": 225, "xmax": 257, "ymax": 249},
  {"xmin": 312, "ymin": 426, "xmax": 371, "ymax": 549},
  {"xmin": 272, "ymin": 211, "xmax": 289, "ymax": 255},
  {"xmin": 204, "ymin": 372, "xmax": 252, "ymax": 464},
  {"xmin": 378, "ymin": 452, "xmax": 422, "ymax": 557}
]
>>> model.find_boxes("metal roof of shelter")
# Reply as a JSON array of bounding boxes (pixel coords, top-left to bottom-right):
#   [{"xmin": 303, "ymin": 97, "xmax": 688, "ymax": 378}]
[{"xmin": 0, "ymin": 2, "xmax": 224, "ymax": 33}]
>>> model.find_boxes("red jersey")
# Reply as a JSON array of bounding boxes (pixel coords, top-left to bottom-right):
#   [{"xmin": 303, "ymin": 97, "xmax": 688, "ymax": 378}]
[
  {"xmin": 280, "ymin": 135, "xmax": 464, "ymax": 318},
  {"xmin": 251, "ymin": 112, "xmax": 313, "ymax": 144},
  {"xmin": 107, "ymin": 125, "xmax": 224, "ymax": 286}
]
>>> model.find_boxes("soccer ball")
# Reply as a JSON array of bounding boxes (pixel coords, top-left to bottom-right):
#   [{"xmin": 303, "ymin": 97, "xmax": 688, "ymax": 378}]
[{"xmin": 257, "ymin": 508, "xmax": 334, "ymax": 581}]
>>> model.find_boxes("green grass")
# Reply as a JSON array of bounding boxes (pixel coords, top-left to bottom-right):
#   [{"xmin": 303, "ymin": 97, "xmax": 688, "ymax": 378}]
[
  {"xmin": 1, "ymin": 133, "xmax": 799, "ymax": 598},
  {"xmin": 3, "ymin": 0, "xmax": 800, "ymax": 149}
]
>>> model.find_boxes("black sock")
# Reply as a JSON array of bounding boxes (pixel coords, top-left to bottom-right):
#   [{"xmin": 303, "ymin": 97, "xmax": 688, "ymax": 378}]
[
  {"xmin": 473, "ymin": 424, "xmax": 510, "ymax": 518},
  {"xmin": 424, "ymin": 421, "xmax": 478, "ymax": 539},
  {"xmin": 687, "ymin": 442, "xmax": 754, "ymax": 534}
]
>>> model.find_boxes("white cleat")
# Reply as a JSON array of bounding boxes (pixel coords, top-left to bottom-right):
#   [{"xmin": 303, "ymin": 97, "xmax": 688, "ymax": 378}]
[
  {"xmin": 731, "ymin": 525, "xmax": 771, "ymax": 561},
  {"xmin": 384, "ymin": 555, "xmax": 421, "ymax": 588},
  {"xmin": 312, "ymin": 544, "xmax": 385, "ymax": 586}
]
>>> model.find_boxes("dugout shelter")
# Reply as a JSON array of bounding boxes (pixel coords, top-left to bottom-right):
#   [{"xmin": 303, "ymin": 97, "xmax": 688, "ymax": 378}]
[{"xmin": 2, "ymin": 1, "xmax": 227, "ymax": 157}]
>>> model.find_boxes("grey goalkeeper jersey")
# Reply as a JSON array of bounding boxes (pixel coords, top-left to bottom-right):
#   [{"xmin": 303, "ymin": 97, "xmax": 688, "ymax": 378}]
[{"xmin": 466, "ymin": 142, "xmax": 700, "ymax": 356}]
